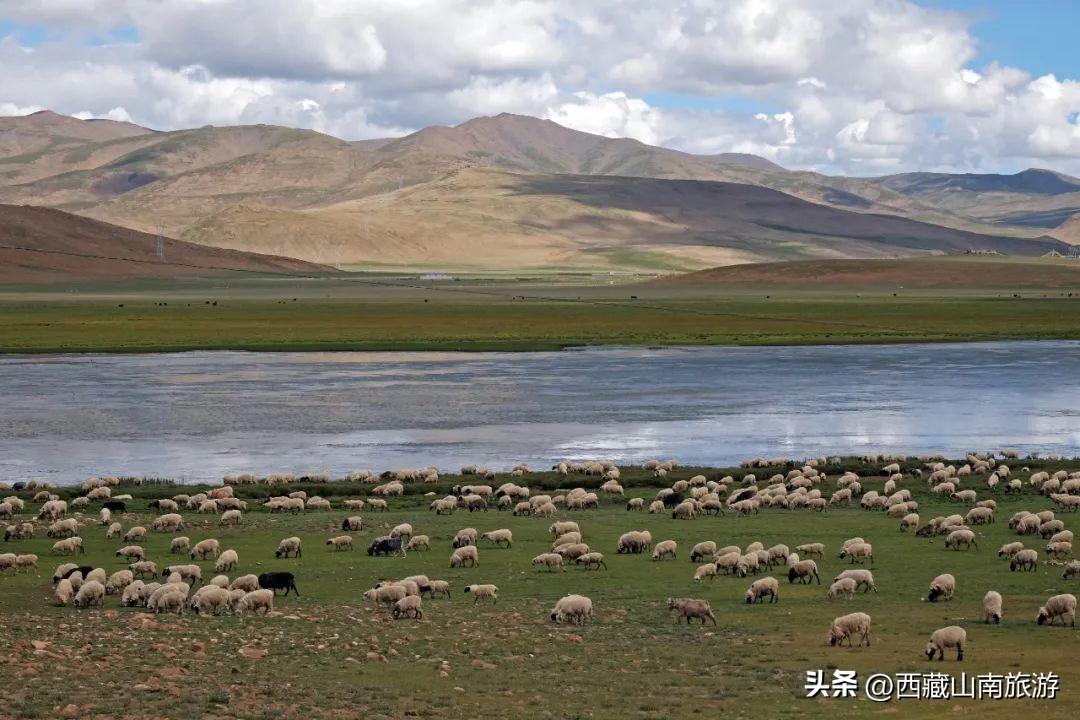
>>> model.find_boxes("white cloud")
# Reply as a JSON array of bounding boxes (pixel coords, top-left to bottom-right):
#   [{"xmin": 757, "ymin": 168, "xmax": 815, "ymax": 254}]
[{"xmin": 0, "ymin": 0, "xmax": 1079, "ymax": 174}]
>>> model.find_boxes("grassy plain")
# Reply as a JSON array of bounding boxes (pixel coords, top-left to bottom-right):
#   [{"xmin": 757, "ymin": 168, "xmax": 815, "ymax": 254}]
[
  {"xmin": 3, "ymin": 264, "xmax": 1080, "ymax": 352},
  {"xmin": 0, "ymin": 461, "xmax": 1078, "ymax": 719}
]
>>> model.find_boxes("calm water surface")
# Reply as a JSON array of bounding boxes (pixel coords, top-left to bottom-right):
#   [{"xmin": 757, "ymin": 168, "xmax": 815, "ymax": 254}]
[{"xmin": 1, "ymin": 342, "xmax": 1077, "ymax": 484}]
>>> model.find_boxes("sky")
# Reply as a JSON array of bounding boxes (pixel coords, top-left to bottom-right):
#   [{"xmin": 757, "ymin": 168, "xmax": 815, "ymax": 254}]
[{"xmin": 1, "ymin": 0, "xmax": 1079, "ymax": 176}]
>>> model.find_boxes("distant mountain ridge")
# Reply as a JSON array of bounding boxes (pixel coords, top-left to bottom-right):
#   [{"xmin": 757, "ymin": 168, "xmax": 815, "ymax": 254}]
[{"xmin": 0, "ymin": 109, "xmax": 1074, "ymax": 271}]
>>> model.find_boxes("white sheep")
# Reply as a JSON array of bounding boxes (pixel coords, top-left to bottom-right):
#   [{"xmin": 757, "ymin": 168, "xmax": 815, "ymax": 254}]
[
  {"xmin": 532, "ymin": 553, "xmax": 565, "ymax": 572},
  {"xmin": 925, "ymin": 626, "xmax": 966, "ymax": 661},
  {"xmin": 450, "ymin": 545, "xmax": 479, "ymax": 568},
  {"xmin": 464, "ymin": 584, "xmax": 498, "ymax": 604},
  {"xmin": 275, "ymin": 537, "xmax": 302, "ymax": 558},
  {"xmin": 74, "ymin": 580, "xmax": 106, "ymax": 609},
  {"xmin": 983, "ymin": 590, "xmax": 1003, "ymax": 624},
  {"xmin": 826, "ymin": 578, "xmax": 858, "ymax": 601},
  {"xmin": 237, "ymin": 589, "xmax": 275, "ymax": 616},
  {"xmin": 1036, "ymin": 594, "xmax": 1077, "ymax": 626},
  {"xmin": 326, "ymin": 535, "xmax": 354, "ymax": 551},
  {"xmin": 482, "ymin": 529, "xmax": 513, "ymax": 548},
  {"xmin": 745, "ymin": 576, "xmax": 779, "ymax": 604},
  {"xmin": 392, "ymin": 594, "xmax": 423, "ymax": 620},
  {"xmin": 550, "ymin": 594, "xmax": 593, "ymax": 624},
  {"xmin": 828, "ymin": 612, "xmax": 872, "ymax": 647},
  {"xmin": 927, "ymin": 573, "xmax": 956, "ymax": 602},
  {"xmin": 651, "ymin": 539, "xmax": 677, "ymax": 561},
  {"xmin": 215, "ymin": 549, "xmax": 239, "ymax": 573},
  {"xmin": 53, "ymin": 578, "xmax": 74, "ymax": 606}
]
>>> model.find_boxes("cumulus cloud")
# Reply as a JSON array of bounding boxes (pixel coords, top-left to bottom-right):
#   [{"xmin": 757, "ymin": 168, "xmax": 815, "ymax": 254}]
[{"xmin": 0, "ymin": 0, "xmax": 1079, "ymax": 174}]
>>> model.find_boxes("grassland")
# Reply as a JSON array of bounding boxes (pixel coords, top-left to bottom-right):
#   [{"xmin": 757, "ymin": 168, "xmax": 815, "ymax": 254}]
[
  {"xmin": 1, "ymin": 460, "xmax": 1079, "ymax": 719},
  {"xmin": 4, "ymin": 267, "xmax": 1080, "ymax": 352}
]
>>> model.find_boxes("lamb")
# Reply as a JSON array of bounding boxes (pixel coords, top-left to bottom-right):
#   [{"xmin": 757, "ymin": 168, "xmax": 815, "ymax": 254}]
[
  {"xmin": 667, "ymin": 597, "xmax": 717, "ymax": 625},
  {"xmin": 927, "ymin": 573, "xmax": 956, "ymax": 602},
  {"xmin": 746, "ymin": 576, "xmax": 780, "ymax": 604},
  {"xmin": 392, "ymin": 594, "xmax": 423, "ymax": 620},
  {"xmin": 983, "ymin": 590, "xmax": 1003, "ymax": 624},
  {"xmin": 229, "ymin": 574, "xmax": 260, "ymax": 592},
  {"xmin": 326, "ymin": 535, "xmax": 354, "ymax": 551},
  {"xmin": 450, "ymin": 545, "xmax": 479, "ymax": 568},
  {"xmin": 105, "ymin": 570, "xmax": 134, "ymax": 595},
  {"xmin": 275, "ymin": 537, "xmax": 302, "ymax": 558},
  {"xmin": 550, "ymin": 594, "xmax": 593, "ymax": 624},
  {"xmin": 925, "ymin": 626, "xmax": 967, "ymax": 661},
  {"xmin": 788, "ymin": 559, "xmax": 821, "ymax": 585},
  {"xmin": 170, "ymin": 536, "xmax": 190, "ymax": 554},
  {"xmin": 1036, "ymin": 593, "xmax": 1077, "ymax": 626},
  {"xmin": 945, "ymin": 528, "xmax": 978, "ymax": 551},
  {"xmin": 482, "ymin": 529, "xmax": 513, "ymax": 548},
  {"xmin": 115, "ymin": 545, "xmax": 145, "ymax": 562},
  {"xmin": 237, "ymin": 588, "xmax": 275, "ymax": 616},
  {"xmin": 1010, "ymin": 549, "xmax": 1039, "ymax": 572},
  {"xmin": 827, "ymin": 578, "xmax": 858, "ymax": 601},
  {"xmin": 215, "ymin": 549, "xmax": 239, "ymax": 572},
  {"xmin": 834, "ymin": 569, "xmax": 877, "ymax": 593},
  {"xmin": 463, "ymin": 584, "xmax": 498, "ymax": 604},
  {"xmin": 828, "ymin": 612, "xmax": 872, "ymax": 647},
  {"xmin": 74, "ymin": 580, "xmax": 106, "ymax": 609},
  {"xmin": 651, "ymin": 540, "xmax": 677, "ymax": 561},
  {"xmin": 532, "ymin": 553, "xmax": 565, "ymax": 571}
]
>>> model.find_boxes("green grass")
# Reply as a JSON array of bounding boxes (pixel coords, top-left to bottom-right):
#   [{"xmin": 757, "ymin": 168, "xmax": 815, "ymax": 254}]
[
  {"xmin": 1, "ymin": 460, "xmax": 1079, "ymax": 718},
  {"xmin": 4, "ymin": 276, "xmax": 1080, "ymax": 352}
]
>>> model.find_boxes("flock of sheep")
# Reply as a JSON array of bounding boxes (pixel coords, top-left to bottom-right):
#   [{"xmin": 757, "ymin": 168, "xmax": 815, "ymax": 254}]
[{"xmin": 2, "ymin": 449, "xmax": 1078, "ymax": 663}]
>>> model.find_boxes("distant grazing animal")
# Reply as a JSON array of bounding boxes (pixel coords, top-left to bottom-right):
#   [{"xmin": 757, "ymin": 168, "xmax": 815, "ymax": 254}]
[{"xmin": 256, "ymin": 572, "xmax": 299, "ymax": 596}]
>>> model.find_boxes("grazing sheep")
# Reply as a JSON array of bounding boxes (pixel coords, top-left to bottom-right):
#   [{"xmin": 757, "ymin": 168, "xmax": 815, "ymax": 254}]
[
  {"xmin": 229, "ymin": 574, "xmax": 260, "ymax": 592},
  {"xmin": 150, "ymin": 513, "xmax": 185, "ymax": 532},
  {"xmin": 693, "ymin": 563, "xmax": 717, "ymax": 583},
  {"xmin": 927, "ymin": 573, "xmax": 956, "ymax": 602},
  {"xmin": 575, "ymin": 552, "xmax": 607, "ymax": 570},
  {"xmin": 550, "ymin": 594, "xmax": 593, "ymax": 624},
  {"xmin": 983, "ymin": 591, "xmax": 1003, "ymax": 624},
  {"xmin": 1063, "ymin": 560, "xmax": 1080, "ymax": 579},
  {"xmin": 626, "ymin": 497, "xmax": 645, "ymax": 511},
  {"xmin": 532, "ymin": 553, "xmax": 565, "ymax": 572},
  {"xmin": 390, "ymin": 523, "xmax": 413, "ymax": 541},
  {"xmin": 925, "ymin": 626, "xmax": 967, "ymax": 661},
  {"xmin": 170, "ymin": 536, "xmax": 190, "ymax": 555},
  {"xmin": 827, "ymin": 577, "xmax": 858, "ymax": 601},
  {"xmin": 104, "ymin": 522, "xmax": 123, "ymax": 540},
  {"xmin": 51, "ymin": 537, "xmax": 84, "ymax": 555},
  {"xmin": 834, "ymin": 569, "xmax": 877, "ymax": 593},
  {"xmin": 220, "ymin": 509, "xmax": 243, "ymax": 526},
  {"xmin": 965, "ymin": 507, "xmax": 994, "ymax": 525},
  {"xmin": 363, "ymin": 584, "xmax": 407, "ymax": 607},
  {"xmin": 275, "ymin": 537, "xmax": 302, "ymax": 559},
  {"xmin": 652, "ymin": 540, "xmax": 677, "ymax": 561},
  {"xmin": 796, "ymin": 543, "xmax": 825, "ymax": 558},
  {"xmin": 668, "ymin": 597, "xmax": 717, "ymax": 625},
  {"xmin": 690, "ymin": 541, "xmax": 718, "ymax": 563},
  {"xmin": 237, "ymin": 589, "xmax": 275, "ymax": 616},
  {"xmin": 326, "ymin": 535, "xmax": 354, "ymax": 551},
  {"xmin": 837, "ymin": 542, "xmax": 873, "ymax": 564},
  {"xmin": 945, "ymin": 528, "xmax": 979, "ymax": 551},
  {"xmin": 482, "ymin": 529, "xmax": 513, "ymax": 548},
  {"xmin": 392, "ymin": 594, "xmax": 423, "ymax": 620},
  {"xmin": 162, "ymin": 564, "xmax": 202, "ymax": 586},
  {"xmin": 105, "ymin": 570, "xmax": 134, "ymax": 595},
  {"xmin": 128, "ymin": 561, "xmax": 158, "ymax": 579},
  {"xmin": 209, "ymin": 574, "xmax": 230, "ymax": 588},
  {"xmin": 53, "ymin": 578, "xmax": 74, "ymax": 605},
  {"xmin": 191, "ymin": 586, "xmax": 232, "ymax": 616},
  {"xmin": 549, "ymin": 521, "xmax": 580, "ymax": 537},
  {"xmin": 406, "ymin": 535, "xmax": 430, "ymax": 552},
  {"xmin": 1011, "ymin": 549, "xmax": 1039, "ymax": 572},
  {"xmin": 120, "ymin": 580, "xmax": 146, "ymax": 607},
  {"xmin": 191, "ymin": 538, "xmax": 220, "ymax": 560},
  {"xmin": 423, "ymin": 579, "xmax": 451, "ymax": 599},
  {"xmin": 74, "ymin": 580, "xmax": 106, "ymax": 609},
  {"xmin": 215, "ymin": 549, "xmax": 239, "ymax": 573},
  {"xmin": 746, "ymin": 576, "xmax": 780, "ymax": 604},
  {"xmin": 452, "ymin": 528, "xmax": 478, "ymax": 548},
  {"xmin": 14, "ymin": 554, "xmax": 38, "ymax": 573},
  {"xmin": 1046, "ymin": 541, "xmax": 1073, "ymax": 559},
  {"xmin": 1036, "ymin": 594, "xmax": 1077, "ymax": 626},
  {"xmin": 998, "ymin": 541, "xmax": 1025, "ymax": 558},
  {"xmin": 123, "ymin": 526, "xmax": 147, "ymax": 542},
  {"xmin": 450, "ymin": 545, "xmax": 479, "ymax": 568},
  {"xmin": 788, "ymin": 559, "xmax": 821, "ymax": 585},
  {"xmin": 464, "ymin": 584, "xmax": 498, "ymax": 604},
  {"xmin": 115, "ymin": 545, "xmax": 145, "ymax": 562},
  {"xmin": 828, "ymin": 612, "xmax": 872, "ymax": 647}
]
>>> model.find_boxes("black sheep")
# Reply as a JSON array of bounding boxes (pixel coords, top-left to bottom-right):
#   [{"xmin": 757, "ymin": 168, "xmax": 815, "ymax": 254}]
[{"xmin": 257, "ymin": 572, "xmax": 299, "ymax": 596}]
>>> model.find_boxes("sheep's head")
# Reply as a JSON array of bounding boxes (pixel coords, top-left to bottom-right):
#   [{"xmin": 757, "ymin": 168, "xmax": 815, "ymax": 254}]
[
  {"xmin": 837, "ymin": 549, "xmax": 848, "ymax": 559},
  {"xmin": 924, "ymin": 643, "xmax": 936, "ymax": 660},
  {"xmin": 1036, "ymin": 607, "xmax": 1049, "ymax": 625},
  {"xmin": 744, "ymin": 591, "xmax": 754, "ymax": 604},
  {"xmin": 927, "ymin": 586, "xmax": 943, "ymax": 602}
]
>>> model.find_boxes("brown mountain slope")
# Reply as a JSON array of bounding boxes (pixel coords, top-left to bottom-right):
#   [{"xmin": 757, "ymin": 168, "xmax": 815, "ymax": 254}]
[
  {"xmin": 0, "ymin": 204, "xmax": 329, "ymax": 283},
  {"xmin": 661, "ymin": 256, "xmax": 1080, "ymax": 289},
  {"xmin": 179, "ymin": 169, "xmax": 1069, "ymax": 269}
]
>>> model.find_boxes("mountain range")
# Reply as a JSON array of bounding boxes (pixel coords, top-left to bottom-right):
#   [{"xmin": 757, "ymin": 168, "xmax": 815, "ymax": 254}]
[{"xmin": 0, "ymin": 109, "xmax": 1076, "ymax": 271}]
